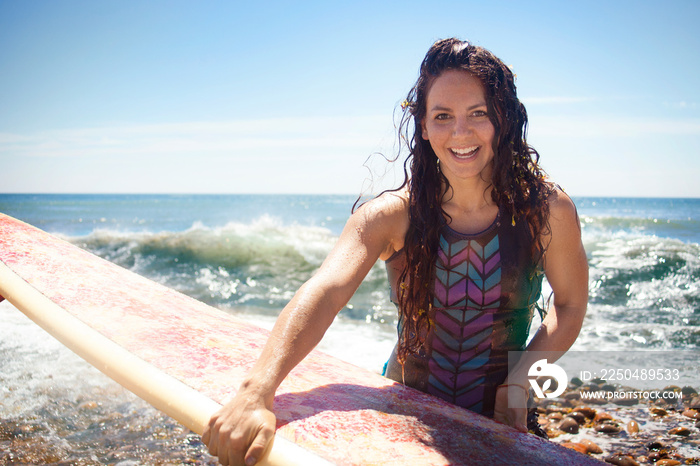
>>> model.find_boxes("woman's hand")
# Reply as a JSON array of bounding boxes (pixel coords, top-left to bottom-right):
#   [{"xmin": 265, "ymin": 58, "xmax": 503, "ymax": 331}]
[
  {"xmin": 202, "ymin": 388, "xmax": 276, "ymax": 466},
  {"xmin": 493, "ymin": 384, "xmax": 529, "ymax": 433}
]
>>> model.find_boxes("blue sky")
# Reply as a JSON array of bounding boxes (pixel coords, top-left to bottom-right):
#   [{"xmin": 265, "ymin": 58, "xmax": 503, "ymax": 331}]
[{"xmin": 1, "ymin": 0, "xmax": 699, "ymax": 196}]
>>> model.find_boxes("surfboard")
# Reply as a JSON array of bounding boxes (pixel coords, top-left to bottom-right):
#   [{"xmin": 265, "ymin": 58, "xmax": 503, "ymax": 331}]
[{"xmin": 0, "ymin": 213, "xmax": 602, "ymax": 465}]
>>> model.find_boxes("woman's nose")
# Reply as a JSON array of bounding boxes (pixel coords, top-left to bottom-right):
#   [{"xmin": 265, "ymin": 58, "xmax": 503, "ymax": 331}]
[{"xmin": 452, "ymin": 117, "xmax": 473, "ymax": 137}]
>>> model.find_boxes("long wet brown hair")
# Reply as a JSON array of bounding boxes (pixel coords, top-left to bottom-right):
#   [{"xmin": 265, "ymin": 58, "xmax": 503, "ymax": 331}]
[{"xmin": 362, "ymin": 39, "xmax": 554, "ymax": 363}]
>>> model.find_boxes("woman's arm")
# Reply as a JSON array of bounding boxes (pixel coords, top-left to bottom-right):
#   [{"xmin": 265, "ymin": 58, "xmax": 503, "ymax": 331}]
[
  {"xmin": 494, "ymin": 189, "xmax": 589, "ymax": 431},
  {"xmin": 202, "ymin": 193, "xmax": 408, "ymax": 466}
]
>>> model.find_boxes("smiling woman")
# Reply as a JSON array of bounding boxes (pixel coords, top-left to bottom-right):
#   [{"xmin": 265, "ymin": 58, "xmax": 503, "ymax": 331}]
[{"xmin": 203, "ymin": 38, "xmax": 588, "ymax": 466}]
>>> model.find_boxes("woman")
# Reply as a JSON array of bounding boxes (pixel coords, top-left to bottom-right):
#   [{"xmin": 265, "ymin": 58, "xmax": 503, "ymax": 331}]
[{"xmin": 203, "ymin": 38, "xmax": 588, "ymax": 466}]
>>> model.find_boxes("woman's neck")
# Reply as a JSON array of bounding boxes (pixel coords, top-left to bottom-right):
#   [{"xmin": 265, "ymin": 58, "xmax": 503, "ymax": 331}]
[
  {"xmin": 440, "ymin": 179, "xmax": 498, "ymax": 234},
  {"xmin": 441, "ymin": 178, "xmax": 495, "ymax": 214}
]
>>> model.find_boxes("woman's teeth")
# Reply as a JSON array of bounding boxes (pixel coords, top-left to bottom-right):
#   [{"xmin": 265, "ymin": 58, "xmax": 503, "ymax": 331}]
[{"xmin": 451, "ymin": 146, "xmax": 478, "ymax": 158}]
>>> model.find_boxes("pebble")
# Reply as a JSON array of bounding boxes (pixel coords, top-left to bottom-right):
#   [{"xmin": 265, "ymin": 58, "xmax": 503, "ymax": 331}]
[
  {"xmin": 681, "ymin": 386, "xmax": 698, "ymax": 397},
  {"xmin": 568, "ymin": 411, "xmax": 586, "ymax": 424},
  {"xmin": 572, "ymin": 406, "xmax": 597, "ymax": 419},
  {"xmin": 545, "ymin": 427, "xmax": 566, "ymax": 438},
  {"xmin": 558, "ymin": 416, "xmax": 579, "ymax": 434},
  {"xmin": 689, "ymin": 396, "xmax": 700, "ymax": 410},
  {"xmin": 650, "ymin": 407, "xmax": 668, "ymax": 417},
  {"xmin": 79, "ymin": 401, "xmax": 99, "ymax": 410},
  {"xmin": 569, "ymin": 377, "xmax": 583, "ymax": 387},
  {"xmin": 646, "ymin": 440, "xmax": 666, "ymax": 451},
  {"xmin": 613, "ymin": 394, "xmax": 639, "ymax": 406},
  {"xmin": 668, "ymin": 426, "xmax": 691, "ymax": 436},
  {"xmin": 655, "ymin": 460, "xmax": 682, "ymax": 466},
  {"xmin": 604, "ymin": 454, "xmax": 640, "ymax": 466},
  {"xmin": 580, "ymin": 438, "xmax": 603, "ymax": 454},
  {"xmin": 656, "ymin": 396, "xmax": 675, "ymax": 405},
  {"xmin": 626, "ymin": 420, "xmax": 639, "ymax": 434},
  {"xmin": 594, "ymin": 411, "xmax": 614, "ymax": 423},
  {"xmin": 682, "ymin": 408, "xmax": 699, "ymax": 420},
  {"xmin": 546, "ymin": 405, "xmax": 570, "ymax": 415},
  {"xmin": 596, "ymin": 421, "xmax": 622, "ymax": 434},
  {"xmin": 560, "ymin": 442, "xmax": 588, "ymax": 454}
]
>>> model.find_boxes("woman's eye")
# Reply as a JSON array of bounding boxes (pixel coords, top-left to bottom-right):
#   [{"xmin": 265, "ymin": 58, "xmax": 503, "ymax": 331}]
[
  {"xmin": 435, "ymin": 113, "xmax": 450, "ymax": 120},
  {"xmin": 472, "ymin": 110, "xmax": 487, "ymax": 117}
]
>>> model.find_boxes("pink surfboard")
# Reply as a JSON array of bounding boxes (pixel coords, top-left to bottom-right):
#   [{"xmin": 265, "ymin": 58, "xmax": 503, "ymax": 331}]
[{"xmin": 0, "ymin": 213, "xmax": 601, "ymax": 465}]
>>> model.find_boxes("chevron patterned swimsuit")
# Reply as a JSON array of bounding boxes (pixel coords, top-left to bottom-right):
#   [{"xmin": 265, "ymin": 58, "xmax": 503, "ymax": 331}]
[{"xmin": 384, "ymin": 207, "xmax": 544, "ymax": 419}]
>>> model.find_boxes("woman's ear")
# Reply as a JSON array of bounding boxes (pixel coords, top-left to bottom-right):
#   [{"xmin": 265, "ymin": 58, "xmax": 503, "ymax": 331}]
[{"xmin": 420, "ymin": 119, "xmax": 429, "ymax": 141}]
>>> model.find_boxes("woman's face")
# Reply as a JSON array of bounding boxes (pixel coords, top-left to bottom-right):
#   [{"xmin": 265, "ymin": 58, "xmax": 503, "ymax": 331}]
[{"xmin": 421, "ymin": 70, "xmax": 496, "ymax": 186}]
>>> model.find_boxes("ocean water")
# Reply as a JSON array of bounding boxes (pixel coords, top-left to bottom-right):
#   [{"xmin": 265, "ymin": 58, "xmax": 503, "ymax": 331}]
[{"xmin": 1, "ymin": 194, "xmax": 699, "ymax": 464}]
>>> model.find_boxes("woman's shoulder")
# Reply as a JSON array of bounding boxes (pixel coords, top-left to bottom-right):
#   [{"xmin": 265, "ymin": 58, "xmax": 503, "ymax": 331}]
[
  {"xmin": 352, "ymin": 188, "xmax": 410, "ymax": 259},
  {"xmin": 546, "ymin": 186, "xmax": 579, "ymax": 225},
  {"xmin": 544, "ymin": 186, "xmax": 581, "ymax": 240},
  {"xmin": 355, "ymin": 187, "xmax": 409, "ymax": 220}
]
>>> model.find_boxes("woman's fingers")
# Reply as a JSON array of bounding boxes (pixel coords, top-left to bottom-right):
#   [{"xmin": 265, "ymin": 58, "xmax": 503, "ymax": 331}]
[
  {"xmin": 244, "ymin": 413, "xmax": 276, "ymax": 466},
  {"xmin": 202, "ymin": 400, "xmax": 276, "ymax": 466},
  {"xmin": 493, "ymin": 384, "xmax": 529, "ymax": 433}
]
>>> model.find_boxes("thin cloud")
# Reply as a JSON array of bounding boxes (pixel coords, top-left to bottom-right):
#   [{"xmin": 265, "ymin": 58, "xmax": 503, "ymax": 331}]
[
  {"xmin": 1, "ymin": 115, "xmax": 394, "ymax": 159},
  {"xmin": 663, "ymin": 100, "xmax": 698, "ymax": 110},
  {"xmin": 530, "ymin": 115, "xmax": 700, "ymax": 138}
]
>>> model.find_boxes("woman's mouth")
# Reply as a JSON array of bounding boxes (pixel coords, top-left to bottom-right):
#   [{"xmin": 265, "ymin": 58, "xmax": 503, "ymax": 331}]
[{"xmin": 450, "ymin": 146, "xmax": 479, "ymax": 159}]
